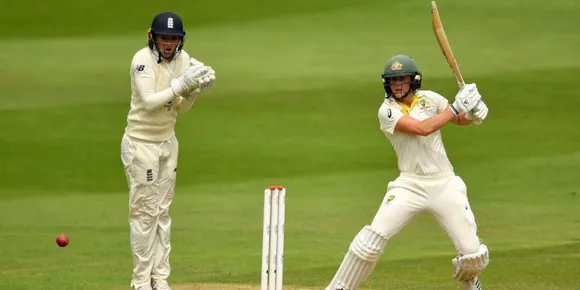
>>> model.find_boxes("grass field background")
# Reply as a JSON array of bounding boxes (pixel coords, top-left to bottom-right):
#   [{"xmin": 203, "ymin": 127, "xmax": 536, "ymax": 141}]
[{"xmin": 1, "ymin": 0, "xmax": 580, "ymax": 289}]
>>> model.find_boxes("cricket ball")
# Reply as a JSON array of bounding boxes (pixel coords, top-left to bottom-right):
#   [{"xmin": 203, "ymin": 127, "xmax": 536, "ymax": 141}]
[{"xmin": 56, "ymin": 234, "xmax": 69, "ymax": 247}]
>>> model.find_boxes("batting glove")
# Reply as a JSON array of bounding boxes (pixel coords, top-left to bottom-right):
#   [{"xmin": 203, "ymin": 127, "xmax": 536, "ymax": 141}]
[
  {"xmin": 450, "ymin": 84, "xmax": 481, "ymax": 115},
  {"xmin": 466, "ymin": 100, "xmax": 489, "ymax": 123}
]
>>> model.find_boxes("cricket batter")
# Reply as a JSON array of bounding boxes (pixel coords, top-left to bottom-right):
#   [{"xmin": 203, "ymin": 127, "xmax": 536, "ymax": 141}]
[
  {"xmin": 120, "ymin": 11, "xmax": 216, "ymax": 290},
  {"xmin": 325, "ymin": 55, "xmax": 489, "ymax": 290}
]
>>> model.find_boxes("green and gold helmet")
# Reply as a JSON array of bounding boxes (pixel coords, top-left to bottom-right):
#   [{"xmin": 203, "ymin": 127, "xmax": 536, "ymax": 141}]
[{"xmin": 381, "ymin": 55, "xmax": 422, "ymax": 98}]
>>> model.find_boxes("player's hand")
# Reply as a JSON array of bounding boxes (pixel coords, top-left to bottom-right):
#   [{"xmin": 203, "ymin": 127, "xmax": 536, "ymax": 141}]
[
  {"xmin": 192, "ymin": 67, "xmax": 216, "ymax": 94},
  {"xmin": 466, "ymin": 100, "xmax": 488, "ymax": 123},
  {"xmin": 450, "ymin": 84, "xmax": 481, "ymax": 115},
  {"xmin": 183, "ymin": 63, "xmax": 209, "ymax": 86},
  {"xmin": 170, "ymin": 63, "xmax": 209, "ymax": 96}
]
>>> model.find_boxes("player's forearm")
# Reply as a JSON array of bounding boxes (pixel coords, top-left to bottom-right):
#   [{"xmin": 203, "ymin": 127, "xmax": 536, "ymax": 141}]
[
  {"xmin": 176, "ymin": 95, "xmax": 197, "ymax": 113},
  {"xmin": 454, "ymin": 112, "xmax": 473, "ymax": 126},
  {"xmin": 418, "ymin": 107, "xmax": 455, "ymax": 135},
  {"xmin": 141, "ymin": 88, "xmax": 176, "ymax": 111}
]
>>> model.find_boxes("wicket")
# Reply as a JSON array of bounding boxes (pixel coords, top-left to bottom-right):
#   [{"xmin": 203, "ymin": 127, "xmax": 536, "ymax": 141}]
[{"xmin": 261, "ymin": 185, "xmax": 286, "ymax": 290}]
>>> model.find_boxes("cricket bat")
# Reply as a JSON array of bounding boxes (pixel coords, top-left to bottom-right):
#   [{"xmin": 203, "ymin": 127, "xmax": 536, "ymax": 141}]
[
  {"xmin": 431, "ymin": 0, "xmax": 464, "ymax": 88},
  {"xmin": 430, "ymin": 0, "xmax": 482, "ymax": 124}
]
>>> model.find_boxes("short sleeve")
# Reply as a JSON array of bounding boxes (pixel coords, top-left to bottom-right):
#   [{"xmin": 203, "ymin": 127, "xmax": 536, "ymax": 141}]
[
  {"xmin": 419, "ymin": 90, "xmax": 449, "ymax": 113},
  {"xmin": 437, "ymin": 94, "xmax": 449, "ymax": 113},
  {"xmin": 378, "ymin": 104, "xmax": 405, "ymax": 135},
  {"xmin": 429, "ymin": 90, "xmax": 450, "ymax": 113}
]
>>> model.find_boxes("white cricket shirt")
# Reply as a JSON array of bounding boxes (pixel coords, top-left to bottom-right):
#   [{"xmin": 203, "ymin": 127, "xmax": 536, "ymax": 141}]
[
  {"xmin": 124, "ymin": 47, "xmax": 191, "ymax": 141},
  {"xmin": 378, "ymin": 90, "xmax": 454, "ymax": 176}
]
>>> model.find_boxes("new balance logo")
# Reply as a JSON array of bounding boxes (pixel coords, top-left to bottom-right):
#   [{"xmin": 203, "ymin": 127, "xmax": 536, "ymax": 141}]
[{"xmin": 167, "ymin": 17, "xmax": 174, "ymax": 28}]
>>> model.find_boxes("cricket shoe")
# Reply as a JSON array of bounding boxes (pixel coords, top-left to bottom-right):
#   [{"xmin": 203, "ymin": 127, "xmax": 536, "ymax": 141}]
[
  {"xmin": 463, "ymin": 277, "xmax": 482, "ymax": 290},
  {"xmin": 151, "ymin": 279, "xmax": 171, "ymax": 290},
  {"xmin": 134, "ymin": 286, "xmax": 153, "ymax": 290}
]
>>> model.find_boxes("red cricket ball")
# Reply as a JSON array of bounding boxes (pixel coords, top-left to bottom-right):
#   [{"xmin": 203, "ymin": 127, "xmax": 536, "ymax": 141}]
[{"xmin": 56, "ymin": 234, "xmax": 69, "ymax": 247}]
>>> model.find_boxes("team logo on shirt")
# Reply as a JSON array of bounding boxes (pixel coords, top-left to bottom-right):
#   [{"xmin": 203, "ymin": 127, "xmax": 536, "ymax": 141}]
[
  {"xmin": 146, "ymin": 169, "xmax": 153, "ymax": 182},
  {"xmin": 386, "ymin": 195, "xmax": 395, "ymax": 203},
  {"xmin": 418, "ymin": 98, "xmax": 435, "ymax": 113},
  {"xmin": 164, "ymin": 100, "xmax": 173, "ymax": 111}
]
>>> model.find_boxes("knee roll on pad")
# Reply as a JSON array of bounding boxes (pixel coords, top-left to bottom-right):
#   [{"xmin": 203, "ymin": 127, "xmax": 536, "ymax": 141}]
[
  {"xmin": 349, "ymin": 225, "xmax": 388, "ymax": 262},
  {"xmin": 452, "ymin": 244, "xmax": 489, "ymax": 281}
]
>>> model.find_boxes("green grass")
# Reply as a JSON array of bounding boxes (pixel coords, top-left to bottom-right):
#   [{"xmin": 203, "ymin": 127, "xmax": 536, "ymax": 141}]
[{"xmin": 1, "ymin": 0, "xmax": 580, "ymax": 289}]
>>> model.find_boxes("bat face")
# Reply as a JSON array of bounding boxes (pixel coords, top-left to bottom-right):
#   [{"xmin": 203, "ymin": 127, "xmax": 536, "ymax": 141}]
[
  {"xmin": 431, "ymin": 0, "xmax": 465, "ymax": 88},
  {"xmin": 431, "ymin": 1, "xmax": 482, "ymax": 125}
]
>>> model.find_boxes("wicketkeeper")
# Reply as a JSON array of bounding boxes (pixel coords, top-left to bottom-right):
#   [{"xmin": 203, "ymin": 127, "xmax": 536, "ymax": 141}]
[{"xmin": 120, "ymin": 11, "xmax": 216, "ymax": 290}]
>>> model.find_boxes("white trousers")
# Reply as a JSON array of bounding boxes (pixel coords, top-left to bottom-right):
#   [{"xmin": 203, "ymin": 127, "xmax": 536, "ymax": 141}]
[
  {"xmin": 121, "ymin": 134, "xmax": 179, "ymax": 289},
  {"xmin": 371, "ymin": 173, "xmax": 481, "ymax": 255}
]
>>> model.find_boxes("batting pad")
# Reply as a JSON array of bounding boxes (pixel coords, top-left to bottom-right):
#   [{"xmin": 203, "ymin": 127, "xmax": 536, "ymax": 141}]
[
  {"xmin": 452, "ymin": 244, "xmax": 489, "ymax": 281},
  {"xmin": 326, "ymin": 225, "xmax": 388, "ymax": 290}
]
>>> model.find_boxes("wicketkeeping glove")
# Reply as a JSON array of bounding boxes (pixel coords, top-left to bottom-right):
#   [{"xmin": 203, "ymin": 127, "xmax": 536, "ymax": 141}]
[
  {"xmin": 192, "ymin": 67, "xmax": 216, "ymax": 94},
  {"xmin": 170, "ymin": 63, "xmax": 209, "ymax": 96}
]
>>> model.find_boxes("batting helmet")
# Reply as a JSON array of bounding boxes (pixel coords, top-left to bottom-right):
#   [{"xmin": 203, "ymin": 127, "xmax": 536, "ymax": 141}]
[
  {"xmin": 148, "ymin": 12, "xmax": 186, "ymax": 63},
  {"xmin": 381, "ymin": 55, "xmax": 422, "ymax": 98}
]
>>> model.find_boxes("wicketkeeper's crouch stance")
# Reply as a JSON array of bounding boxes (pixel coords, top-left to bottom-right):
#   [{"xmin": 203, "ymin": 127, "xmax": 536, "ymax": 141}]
[
  {"xmin": 325, "ymin": 55, "xmax": 490, "ymax": 290},
  {"xmin": 121, "ymin": 11, "xmax": 216, "ymax": 290}
]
